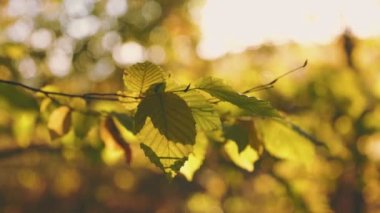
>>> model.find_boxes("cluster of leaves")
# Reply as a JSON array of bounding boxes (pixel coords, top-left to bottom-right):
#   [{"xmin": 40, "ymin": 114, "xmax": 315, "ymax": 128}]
[{"xmin": 40, "ymin": 61, "xmax": 315, "ymax": 179}]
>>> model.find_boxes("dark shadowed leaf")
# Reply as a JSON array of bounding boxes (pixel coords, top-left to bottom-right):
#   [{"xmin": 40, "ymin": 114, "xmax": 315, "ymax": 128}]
[
  {"xmin": 100, "ymin": 116, "xmax": 132, "ymax": 164},
  {"xmin": 140, "ymin": 143, "xmax": 165, "ymax": 170},
  {"xmin": 170, "ymin": 157, "xmax": 188, "ymax": 172},
  {"xmin": 0, "ymin": 84, "xmax": 38, "ymax": 110},
  {"xmin": 72, "ymin": 112, "xmax": 97, "ymax": 139},
  {"xmin": 225, "ymin": 118, "xmax": 264, "ymax": 153},
  {"xmin": 195, "ymin": 77, "xmax": 278, "ymax": 117},
  {"xmin": 135, "ymin": 92, "xmax": 196, "ymax": 145},
  {"xmin": 112, "ymin": 113, "xmax": 134, "ymax": 133},
  {"xmin": 224, "ymin": 124, "xmax": 249, "ymax": 152}
]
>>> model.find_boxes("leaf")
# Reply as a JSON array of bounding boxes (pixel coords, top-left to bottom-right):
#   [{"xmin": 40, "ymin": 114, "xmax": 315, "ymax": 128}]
[
  {"xmin": 224, "ymin": 140, "xmax": 259, "ymax": 172},
  {"xmin": 138, "ymin": 118, "xmax": 192, "ymax": 177},
  {"xmin": 140, "ymin": 143, "xmax": 164, "ymax": 170},
  {"xmin": 177, "ymin": 90, "xmax": 222, "ymax": 131},
  {"xmin": 100, "ymin": 116, "xmax": 132, "ymax": 164},
  {"xmin": 111, "ymin": 113, "xmax": 134, "ymax": 133},
  {"xmin": 47, "ymin": 106, "xmax": 72, "ymax": 139},
  {"xmin": 72, "ymin": 112, "xmax": 97, "ymax": 138},
  {"xmin": 0, "ymin": 84, "xmax": 38, "ymax": 110},
  {"xmin": 170, "ymin": 157, "xmax": 188, "ymax": 172},
  {"xmin": 180, "ymin": 132, "xmax": 209, "ymax": 181},
  {"xmin": 224, "ymin": 124, "xmax": 249, "ymax": 152},
  {"xmin": 224, "ymin": 118, "xmax": 264, "ymax": 153},
  {"xmin": 135, "ymin": 92, "xmax": 196, "ymax": 145},
  {"xmin": 123, "ymin": 62, "xmax": 165, "ymax": 95},
  {"xmin": 195, "ymin": 77, "xmax": 278, "ymax": 117},
  {"xmin": 12, "ymin": 111, "xmax": 37, "ymax": 147},
  {"xmin": 255, "ymin": 119, "xmax": 316, "ymax": 164}
]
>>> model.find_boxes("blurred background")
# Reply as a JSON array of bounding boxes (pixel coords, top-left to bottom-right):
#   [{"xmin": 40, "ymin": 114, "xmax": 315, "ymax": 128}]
[{"xmin": 1, "ymin": 0, "xmax": 380, "ymax": 212}]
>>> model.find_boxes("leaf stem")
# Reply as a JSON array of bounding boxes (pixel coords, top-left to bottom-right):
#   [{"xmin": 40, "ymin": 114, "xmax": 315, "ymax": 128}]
[{"xmin": 243, "ymin": 60, "xmax": 308, "ymax": 94}]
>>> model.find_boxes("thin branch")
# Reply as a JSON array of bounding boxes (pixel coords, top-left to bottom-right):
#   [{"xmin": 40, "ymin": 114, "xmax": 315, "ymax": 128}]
[
  {"xmin": 0, "ymin": 144, "xmax": 61, "ymax": 160},
  {"xmin": 0, "ymin": 79, "xmax": 139, "ymax": 101},
  {"xmin": 272, "ymin": 117, "xmax": 328, "ymax": 148},
  {"xmin": 243, "ymin": 60, "xmax": 308, "ymax": 94}
]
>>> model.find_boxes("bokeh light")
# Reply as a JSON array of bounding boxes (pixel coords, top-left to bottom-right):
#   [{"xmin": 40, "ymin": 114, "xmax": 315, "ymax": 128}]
[
  {"xmin": 1, "ymin": 0, "xmax": 380, "ymax": 212},
  {"xmin": 198, "ymin": 0, "xmax": 380, "ymax": 59},
  {"xmin": 112, "ymin": 42, "xmax": 145, "ymax": 65}
]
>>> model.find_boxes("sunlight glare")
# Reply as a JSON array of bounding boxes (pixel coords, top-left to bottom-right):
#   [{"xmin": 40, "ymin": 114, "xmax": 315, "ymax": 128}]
[{"xmin": 198, "ymin": 0, "xmax": 380, "ymax": 59}]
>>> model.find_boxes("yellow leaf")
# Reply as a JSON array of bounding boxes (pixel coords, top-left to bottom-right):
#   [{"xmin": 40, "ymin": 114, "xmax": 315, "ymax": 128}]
[
  {"xmin": 180, "ymin": 132, "xmax": 209, "ymax": 181},
  {"xmin": 256, "ymin": 119, "xmax": 316, "ymax": 164},
  {"xmin": 224, "ymin": 140, "xmax": 259, "ymax": 172},
  {"xmin": 47, "ymin": 106, "xmax": 72, "ymax": 139},
  {"xmin": 178, "ymin": 90, "xmax": 222, "ymax": 131},
  {"xmin": 138, "ymin": 118, "xmax": 192, "ymax": 177},
  {"xmin": 123, "ymin": 62, "xmax": 165, "ymax": 95}
]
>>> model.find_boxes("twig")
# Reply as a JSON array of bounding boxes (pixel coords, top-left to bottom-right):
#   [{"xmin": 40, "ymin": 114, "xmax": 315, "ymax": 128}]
[
  {"xmin": 243, "ymin": 60, "xmax": 308, "ymax": 94},
  {"xmin": 272, "ymin": 117, "xmax": 327, "ymax": 148},
  {"xmin": 0, "ymin": 79, "xmax": 139, "ymax": 101},
  {"xmin": 0, "ymin": 144, "xmax": 61, "ymax": 160}
]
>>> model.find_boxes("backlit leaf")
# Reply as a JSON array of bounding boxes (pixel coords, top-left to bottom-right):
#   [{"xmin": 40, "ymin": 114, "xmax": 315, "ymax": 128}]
[
  {"xmin": 195, "ymin": 77, "xmax": 278, "ymax": 117},
  {"xmin": 123, "ymin": 62, "xmax": 165, "ymax": 95},
  {"xmin": 138, "ymin": 118, "xmax": 192, "ymax": 177},
  {"xmin": 224, "ymin": 140, "xmax": 259, "ymax": 172},
  {"xmin": 180, "ymin": 132, "xmax": 209, "ymax": 181},
  {"xmin": 47, "ymin": 106, "xmax": 72, "ymax": 139},
  {"xmin": 255, "ymin": 119, "xmax": 316, "ymax": 164},
  {"xmin": 178, "ymin": 90, "xmax": 221, "ymax": 131},
  {"xmin": 135, "ymin": 92, "xmax": 196, "ymax": 145}
]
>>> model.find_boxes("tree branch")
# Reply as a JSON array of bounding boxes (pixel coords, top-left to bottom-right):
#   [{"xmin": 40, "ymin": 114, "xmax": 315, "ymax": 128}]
[
  {"xmin": 0, "ymin": 144, "xmax": 61, "ymax": 160},
  {"xmin": 0, "ymin": 79, "xmax": 140, "ymax": 101}
]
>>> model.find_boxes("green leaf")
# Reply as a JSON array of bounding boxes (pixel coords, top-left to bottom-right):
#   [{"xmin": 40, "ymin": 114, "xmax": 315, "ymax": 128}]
[
  {"xmin": 111, "ymin": 113, "xmax": 134, "ymax": 133},
  {"xmin": 255, "ymin": 119, "xmax": 316, "ymax": 164},
  {"xmin": 0, "ymin": 84, "xmax": 38, "ymax": 110},
  {"xmin": 224, "ymin": 141, "xmax": 259, "ymax": 172},
  {"xmin": 138, "ymin": 118, "xmax": 192, "ymax": 177},
  {"xmin": 180, "ymin": 132, "xmax": 209, "ymax": 181},
  {"xmin": 177, "ymin": 90, "xmax": 222, "ymax": 131},
  {"xmin": 135, "ymin": 92, "xmax": 196, "ymax": 145},
  {"xmin": 12, "ymin": 111, "xmax": 37, "ymax": 147},
  {"xmin": 72, "ymin": 112, "xmax": 97, "ymax": 138},
  {"xmin": 224, "ymin": 119, "xmax": 264, "ymax": 153},
  {"xmin": 123, "ymin": 62, "xmax": 165, "ymax": 95},
  {"xmin": 224, "ymin": 124, "xmax": 249, "ymax": 152},
  {"xmin": 140, "ymin": 143, "xmax": 165, "ymax": 170},
  {"xmin": 170, "ymin": 157, "xmax": 188, "ymax": 171},
  {"xmin": 195, "ymin": 77, "xmax": 278, "ymax": 117}
]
